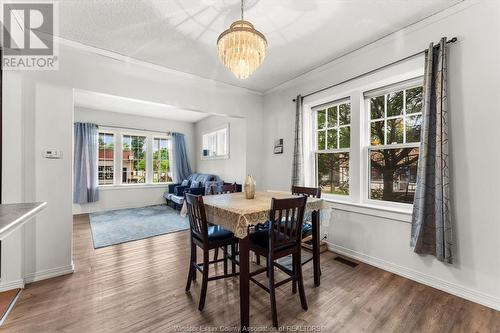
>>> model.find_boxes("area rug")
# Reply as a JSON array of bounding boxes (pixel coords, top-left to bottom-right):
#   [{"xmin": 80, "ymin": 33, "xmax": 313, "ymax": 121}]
[{"xmin": 89, "ymin": 205, "xmax": 189, "ymax": 249}]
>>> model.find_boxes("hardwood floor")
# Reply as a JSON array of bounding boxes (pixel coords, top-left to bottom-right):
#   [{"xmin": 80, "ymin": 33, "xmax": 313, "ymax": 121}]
[
  {"xmin": 0, "ymin": 214, "xmax": 498, "ymax": 332},
  {"xmin": 0, "ymin": 289, "xmax": 20, "ymax": 322}
]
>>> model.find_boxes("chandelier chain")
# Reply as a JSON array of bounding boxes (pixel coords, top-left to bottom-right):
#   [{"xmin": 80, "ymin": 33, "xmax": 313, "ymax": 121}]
[{"xmin": 241, "ymin": 0, "xmax": 244, "ymax": 21}]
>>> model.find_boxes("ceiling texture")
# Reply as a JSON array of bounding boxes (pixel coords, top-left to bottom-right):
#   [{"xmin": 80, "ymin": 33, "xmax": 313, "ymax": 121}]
[{"xmin": 58, "ymin": 0, "xmax": 462, "ymax": 93}]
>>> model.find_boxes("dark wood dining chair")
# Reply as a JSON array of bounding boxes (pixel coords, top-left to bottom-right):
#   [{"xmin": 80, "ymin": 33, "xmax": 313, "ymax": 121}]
[
  {"xmin": 211, "ymin": 182, "xmax": 238, "ymax": 195},
  {"xmin": 289, "ymin": 186, "xmax": 322, "ymax": 292},
  {"xmin": 211, "ymin": 182, "xmax": 238, "ymax": 261},
  {"xmin": 291, "ymin": 186, "xmax": 321, "ymax": 243},
  {"xmin": 255, "ymin": 186, "xmax": 322, "ymax": 267},
  {"xmin": 184, "ymin": 193, "xmax": 239, "ymax": 311},
  {"xmin": 249, "ymin": 196, "xmax": 308, "ymax": 328},
  {"xmin": 291, "ymin": 186, "xmax": 321, "ymax": 199}
]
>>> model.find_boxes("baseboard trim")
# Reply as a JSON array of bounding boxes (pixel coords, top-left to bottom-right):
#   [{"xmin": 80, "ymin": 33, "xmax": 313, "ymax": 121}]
[
  {"xmin": 0, "ymin": 280, "xmax": 24, "ymax": 292},
  {"xmin": 24, "ymin": 263, "xmax": 75, "ymax": 284},
  {"xmin": 327, "ymin": 242, "xmax": 500, "ymax": 311}
]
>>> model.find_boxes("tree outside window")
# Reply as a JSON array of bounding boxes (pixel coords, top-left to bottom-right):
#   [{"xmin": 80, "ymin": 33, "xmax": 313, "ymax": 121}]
[
  {"xmin": 368, "ymin": 85, "xmax": 423, "ymax": 203},
  {"xmin": 314, "ymin": 100, "xmax": 351, "ymax": 195}
]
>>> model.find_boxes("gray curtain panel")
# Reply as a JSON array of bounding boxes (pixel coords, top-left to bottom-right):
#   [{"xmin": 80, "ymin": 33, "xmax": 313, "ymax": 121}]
[
  {"xmin": 73, "ymin": 122, "xmax": 99, "ymax": 204},
  {"xmin": 291, "ymin": 95, "xmax": 304, "ymax": 186},
  {"xmin": 171, "ymin": 132, "xmax": 192, "ymax": 183},
  {"xmin": 411, "ymin": 38, "xmax": 452, "ymax": 263}
]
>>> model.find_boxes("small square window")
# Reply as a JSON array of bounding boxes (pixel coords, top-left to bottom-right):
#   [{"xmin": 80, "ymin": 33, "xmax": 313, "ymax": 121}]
[
  {"xmin": 317, "ymin": 109, "xmax": 326, "ymax": 130},
  {"xmin": 387, "ymin": 91, "xmax": 404, "ymax": 117},
  {"xmin": 370, "ymin": 96, "xmax": 385, "ymax": 119},
  {"xmin": 327, "ymin": 106, "xmax": 337, "ymax": 128},
  {"xmin": 327, "ymin": 129, "xmax": 337, "ymax": 150}
]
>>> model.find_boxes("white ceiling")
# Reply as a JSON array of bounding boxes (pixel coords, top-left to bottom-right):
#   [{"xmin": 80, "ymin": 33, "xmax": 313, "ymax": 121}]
[
  {"xmin": 58, "ymin": 0, "xmax": 462, "ymax": 92},
  {"xmin": 74, "ymin": 89, "xmax": 211, "ymax": 122}
]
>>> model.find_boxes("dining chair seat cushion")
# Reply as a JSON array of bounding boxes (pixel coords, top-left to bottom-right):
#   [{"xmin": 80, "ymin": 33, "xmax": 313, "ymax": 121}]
[
  {"xmin": 250, "ymin": 229, "xmax": 297, "ymax": 252},
  {"xmin": 302, "ymin": 222, "xmax": 313, "ymax": 237},
  {"xmin": 256, "ymin": 221, "xmax": 313, "ymax": 238},
  {"xmin": 206, "ymin": 225, "xmax": 235, "ymax": 241}
]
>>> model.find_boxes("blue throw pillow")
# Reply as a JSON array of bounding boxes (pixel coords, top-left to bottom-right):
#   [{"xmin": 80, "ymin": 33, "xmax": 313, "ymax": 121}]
[
  {"xmin": 181, "ymin": 179, "xmax": 190, "ymax": 186},
  {"xmin": 190, "ymin": 180, "xmax": 200, "ymax": 188}
]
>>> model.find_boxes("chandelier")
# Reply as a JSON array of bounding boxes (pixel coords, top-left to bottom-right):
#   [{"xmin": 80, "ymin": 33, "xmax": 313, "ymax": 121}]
[{"xmin": 217, "ymin": 0, "xmax": 267, "ymax": 79}]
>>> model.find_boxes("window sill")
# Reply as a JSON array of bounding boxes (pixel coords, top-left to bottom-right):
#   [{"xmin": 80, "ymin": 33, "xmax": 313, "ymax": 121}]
[
  {"xmin": 324, "ymin": 198, "xmax": 413, "ymax": 223},
  {"xmin": 98, "ymin": 184, "xmax": 171, "ymax": 191}
]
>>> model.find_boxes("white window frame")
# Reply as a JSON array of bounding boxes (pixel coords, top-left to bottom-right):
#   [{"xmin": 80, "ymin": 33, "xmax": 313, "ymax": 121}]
[
  {"xmin": 152, "ymin": 136, "xmax": 173, "ymax": 184},
  {"xmin": 303, "ymin": 61, "xmax": 425, "ymax": 217},
  {"xmin": 311, "ymin": 98, "xmax": 352, "ymax": 200},
  {"xmin": 97, "ymin": 131, "xmax": 115, "ymax": 187},
  {"xmin": 96, "ymin": 126, "xmax": 173, "ymax": 188},
  {"xmin": 121, "ymin": 132, "xmax": 148, "ymax": 185},
  {"xmin": 201, "ymin": 123, "xmax": 230, "ymax": 160},
  {"xmin": 363, "ymin": 78, "xmax": 423, "ymax": 210}
]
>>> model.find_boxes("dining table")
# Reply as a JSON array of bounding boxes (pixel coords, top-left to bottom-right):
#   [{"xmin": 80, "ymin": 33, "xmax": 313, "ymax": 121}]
[{"xmin": 199, "ymin": 190, "xmax": 329, "ymax": 331}]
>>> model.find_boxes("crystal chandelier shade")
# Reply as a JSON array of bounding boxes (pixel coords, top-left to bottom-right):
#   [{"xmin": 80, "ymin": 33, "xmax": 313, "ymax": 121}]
[{"xmin": 216, "ymin": 4, "xmax": 267, "ymax": 79}]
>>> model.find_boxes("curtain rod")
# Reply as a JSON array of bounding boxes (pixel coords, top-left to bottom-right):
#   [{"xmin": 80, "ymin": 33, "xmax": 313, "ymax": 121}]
[
  {"xmin": 292, "ymin": 37, "xmax": 457, "ymax": 102},
  {"xmin": 97, "ymin": 124, "xmax": 172, "ymax": 135}
]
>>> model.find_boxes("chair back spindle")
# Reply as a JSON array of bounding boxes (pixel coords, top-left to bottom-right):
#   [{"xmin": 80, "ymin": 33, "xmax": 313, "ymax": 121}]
[
  {"xmin": 268, "ymin": 196, "xmax": 307, "ymax": 251},
  {"xmin": 184, "ymin": 193, "xmax": 209, "ymax": 242},
  {"xmin": 212, "ymin": 182, "xmax": 237, "ymax": 195},
  {"xmin": 291, "ymin": 186, "xmax": 321, "ymax": 198}
]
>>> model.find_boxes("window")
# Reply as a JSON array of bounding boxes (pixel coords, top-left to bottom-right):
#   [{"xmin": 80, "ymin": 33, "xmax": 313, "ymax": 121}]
[
  {"xmin": 306, "ymin": 73, "xmax": 424, "ymax": 210},
  {"xmin": 122, "ymin": 135, "xmax": 146, "ymax": 184},
  {"xmin": 98, "ymin": 132, "xmax": 114, "ymax": 185},
  {"xmin": 313, "ymin": 100, "xmax": 350, "ymax": 195},
  {"xmin": 202, "ymin": 125, "xmax": 229, "ymax": 159},
  {"xmin": 94, "ymin": 128, "xmax": 176, "ymax": 187},
  {"xmin": 367, "ymin": 84, "xmax": 423, "ymax": 204},
  {"xmin": 153, "ymin": 137, "xmax": 172, "ymax": 183}
]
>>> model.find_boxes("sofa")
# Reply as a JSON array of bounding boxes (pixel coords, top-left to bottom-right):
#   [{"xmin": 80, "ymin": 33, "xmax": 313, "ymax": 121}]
[{"xmin": 164, "ymin": 173, "xmax": 219, "ymax": 209}]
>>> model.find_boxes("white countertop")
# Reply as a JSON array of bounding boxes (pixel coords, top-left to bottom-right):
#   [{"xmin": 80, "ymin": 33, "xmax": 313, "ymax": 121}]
[{"xmin": 0, "ymin": 202, "xmax": 47, "ymax": 240}]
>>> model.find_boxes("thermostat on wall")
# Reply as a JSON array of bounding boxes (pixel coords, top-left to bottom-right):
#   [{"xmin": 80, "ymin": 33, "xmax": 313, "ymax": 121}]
[{"xmin": 43, "ymin": 149, "xmax": 63, "ymax": 159}]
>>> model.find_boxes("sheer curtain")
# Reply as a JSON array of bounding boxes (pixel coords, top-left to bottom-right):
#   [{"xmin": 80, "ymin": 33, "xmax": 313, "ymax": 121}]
[
  {"xmin": 411, "ymin": 38, "xmax": 452, "ymax": 263},
  {"xmin": 171, "ymin": 132, "xmax": 192, "ymax": 183},
  {"xmin": 73, "ymin": 122, "xmax": 99, "ymax": 204}
]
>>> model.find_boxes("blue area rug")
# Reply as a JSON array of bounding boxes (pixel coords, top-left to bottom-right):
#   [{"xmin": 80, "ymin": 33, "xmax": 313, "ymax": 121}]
[{"xmin": 89, "ymin": 205, "xmax": 189, "ymax": 249}]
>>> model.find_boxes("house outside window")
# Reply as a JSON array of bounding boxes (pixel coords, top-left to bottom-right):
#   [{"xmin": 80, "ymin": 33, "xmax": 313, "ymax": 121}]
[
  {"xmin": 98, "ymin": 132, "xmax": 114, "ymax": 185},
  {"xmin": 366, "ymin": 83, "xmax": 423, "ymax": 204},
  {"xmin": 122, "ymin": 135, "xmax": 147, "ymax": 184},
  {"xmin": 95, "ymin": 127, "xmax": 175, "ymax": 187}
]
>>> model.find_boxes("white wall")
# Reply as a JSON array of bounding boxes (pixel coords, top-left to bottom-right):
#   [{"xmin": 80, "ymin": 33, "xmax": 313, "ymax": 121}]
[
  {"xmin": 194, "ymin": 115, "xmax": 247, "ymax": 184},
  {"xmin": 2, "ymin": 40, "xmax": 263, "ymax": 287},
  {"xmin": 72, "ymin": 107, "xmax": 195, "ymax": 214},
  {"xmin": 3, "ymin": 0, "xmax": 498, "ymax": 312},
  {"xmin": 261, "ymin": 0, "xmax": 500, "ymax": 310}
]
